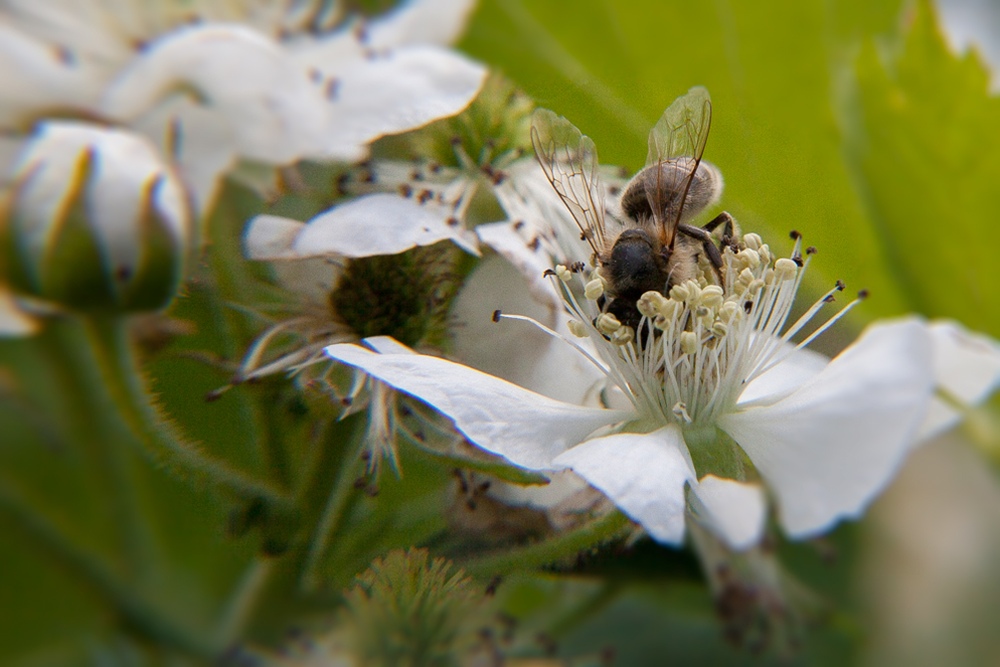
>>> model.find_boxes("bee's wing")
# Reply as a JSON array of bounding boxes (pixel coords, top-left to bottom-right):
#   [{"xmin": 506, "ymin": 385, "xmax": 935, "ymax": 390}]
[
  {"xmin": 531, "ymin": 108, "xmax": 609, "ymax": 256},
  {"xmin": 645, "ymin": 86, "xmax": 712, "ymax": 234}
]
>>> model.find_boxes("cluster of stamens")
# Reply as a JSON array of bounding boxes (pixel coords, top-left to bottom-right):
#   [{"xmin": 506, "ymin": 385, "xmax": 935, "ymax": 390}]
[{"xmin": 516, "ymin": 230, "xmax": 866, "ymax": 427}]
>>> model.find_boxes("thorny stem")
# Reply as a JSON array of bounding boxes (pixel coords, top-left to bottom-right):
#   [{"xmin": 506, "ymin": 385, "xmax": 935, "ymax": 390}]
[
  {"xmin": 0, "ymin": 475, "xmax": 219, "ymax": 658},
  {"xmin": 80, "ymin": 315, "xmax": 291, "ymax": 512},
  {"xmin": 462, "ymin": 511, "xmax": 633, "ymax": 577}
]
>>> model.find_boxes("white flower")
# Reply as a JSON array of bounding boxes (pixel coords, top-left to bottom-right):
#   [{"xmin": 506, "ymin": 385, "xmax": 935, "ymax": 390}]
[
  {"xmin": 0, "ymin": 0, "xmax": 486, "ymax": 215},
  {"xmin": 2, "ymin": 121, "xmax": 190, "ymax": 313},
  {"xmin": 324, "ymin": 228, "xmax": 964, "ymax": 551},
  {"xmin": 238, "ymin": 191, "xmax": 603, "ymax": 473}
]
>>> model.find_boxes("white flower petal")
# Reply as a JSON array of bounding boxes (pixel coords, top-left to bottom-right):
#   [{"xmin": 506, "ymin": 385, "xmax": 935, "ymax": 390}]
[
  {"xmin": 243, "ymin": 215, "xmax": 307, "ymax": 260},
  {"xmin": 919, "ymin": 320, "xmax": 1000, "ymax": 441},
  {"xmin": 129, "ymin": 96, "xmax": 237, "ymax": 218},
  {"xmin": 295, "ymin": 194, "xmax": 479, "ymax": 258},
  {"xmin": 365, "ymin": 0, "xmax": 478, "ymax": 49},
  {"xmin": 319, "ymin": 45, "xmax": 485, "ymax": 156},
  {"xmin": 103, "ymin": 24, "xmax": 332, "ymax": 164},
  {"xmin": 475, "ymin": 220, "xmax": 561, "ymax": 310},
  {"xmin": 450, "ymin": 253, "xmax": 600, "ymax": 404},
  {"xmin": 688, "ymin": 475, "xmax": 767, "ymax": 551},
  {"xmin": 325, "ymin": 342, "xmax": 626, "ymax": 470},
  {"xmin": 553, "ymin": 425, "xmax": 696, "ymax": 545},
  {"xmin": 738, "ymin": 341, "xmax": 829, "ymax": 406},
  {"xmin": 719, "ymin": 317, "xmax": 936, "ymax": 539},
  {"xmin": 363, "ymin": 336, "xmax": 416, "ymax": 355},
  {"xmin": 0, "ymin": 22, "xmax": 102, "ymax": 127}
]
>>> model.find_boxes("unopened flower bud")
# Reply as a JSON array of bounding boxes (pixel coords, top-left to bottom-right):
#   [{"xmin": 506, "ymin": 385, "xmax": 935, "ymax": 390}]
[{"xmin": 3, "ymin": 122, "xmax": 191, "ymax": 313}]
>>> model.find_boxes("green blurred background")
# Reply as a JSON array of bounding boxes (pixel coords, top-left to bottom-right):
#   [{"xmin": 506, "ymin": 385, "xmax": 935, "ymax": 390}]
[{"xmin": 2, "ymin": 0, "xmax": 1000, "ymax": 665}]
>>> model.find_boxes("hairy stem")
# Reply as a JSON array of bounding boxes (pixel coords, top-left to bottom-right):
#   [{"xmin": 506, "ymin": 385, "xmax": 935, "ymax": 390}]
[{"xmin": 80, "ymin": 315, "xmax": 291, "ymax": 511}]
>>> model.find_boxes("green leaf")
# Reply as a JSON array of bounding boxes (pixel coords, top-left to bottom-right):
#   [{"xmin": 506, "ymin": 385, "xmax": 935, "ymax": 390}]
[
  {"xmin": 846, "ymin": 0, "xmax": 1000, "ymax": 337},
  {"xmin": 460, "ymin": 0, "xmax": 917, "ymax": 331}
]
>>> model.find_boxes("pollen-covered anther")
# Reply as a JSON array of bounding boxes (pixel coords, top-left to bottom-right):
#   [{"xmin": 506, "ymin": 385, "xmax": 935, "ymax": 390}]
[
  {"xmin": 612, "ymin": 326, "xmax": 635, "ymax": 346},
  {"xmin": 554, "ymin": 264, "xmax": 573, "ymax": 282},
  {"xmin": 567, "ymin": 319, "xmax": 588, "ymax": 338},
  {"xmin": 596, "ymin": 312, "xmax": 622, "ymax": 335},
  {"xmin": 680, "ymin": 330, "xmax": 699, "ymax": 355},
  {"xmin": 743, "ymin": 233, "xmax": 762, "ymax": 251},
  {"xmin": 773, "ymin": 257, "xmax": 799, "ymax": 282},
  {"xmin": 695, "ymin": 306, "xmax": 714, "ymax": 328},
  {"xmin": 584, "ymin": 277, "xmax": 605, "ymax": 301},
  {"xmin": 718, "ymin": 300, "xmax": 742, "ymax": 324},
  {"xmin": 637, "ymin": 290, "xmax": 669, "ymax": 319},
  {"xmin": 711, "ymin": 320, "xmax": 729, "ymax": 337},
  {"xmin": 736, "ymin": 248, "xmax": 761, "ymax": 270},
  {"xmin": 698, "ymin": 285, "xmax": 724, "ymax": 310},
  {"xmin": 670, "ymin": 280, "xmax": 701, "ymax": 304},
  {"xmin": 672, "ymin": 401, "xmax": 693, "ymax": 423}
]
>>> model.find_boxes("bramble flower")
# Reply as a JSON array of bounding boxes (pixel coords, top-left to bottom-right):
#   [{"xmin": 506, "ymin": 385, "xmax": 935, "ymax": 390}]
[
  {"xmin": 325, "ymin": 227, "xmax": 958, "ymax": 551},
  {"xmin": 340, "ymin": 75, "xmax": 626, "ymax": 306},
  {"xmin": 239, "ymin": 194, "xmax": 602, "ymax": 474},
  {"xmin": 1, "ymin": 121, "xmax": 190, "ymax": 315},
  {"xmin": 0, "ymin": 0, "xmax": 487, "ymax": 215}
]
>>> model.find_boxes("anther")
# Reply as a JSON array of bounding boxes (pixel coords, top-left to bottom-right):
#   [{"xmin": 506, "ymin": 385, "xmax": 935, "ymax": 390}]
[
  {"xmin": 543, "ymin": 268, "xmax": 556, "ymax": 277},
  {"xmin": 836, "ymin": 279, "xmax": 845, "ymax": 291},
  {"xmin": 492, "ymin": 309, "xmax": 502, "ymax": 323},
  {"xmin": 789, "ymin": 230, "xmax": 802, "ymax": 240},
  {"xmin": 806, "ymin": 246, "xmax": 817, "ymax": 255},
  {"xmin": 822, "ymin": 294, "xmax": 836, "ymax": 303},
  {"xmin": 858, "ymin": 289, "xmax": 869, "ymax": 299}
]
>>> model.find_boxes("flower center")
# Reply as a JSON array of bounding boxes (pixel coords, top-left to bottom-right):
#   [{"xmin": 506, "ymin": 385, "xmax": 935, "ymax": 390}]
[
  {"xmin": 330, "ymin": 243, "xmax": 461, "ymax": 348},
  {"xmin": 554, "ymin": 229, "xmax": 864, "ymax": 427}
]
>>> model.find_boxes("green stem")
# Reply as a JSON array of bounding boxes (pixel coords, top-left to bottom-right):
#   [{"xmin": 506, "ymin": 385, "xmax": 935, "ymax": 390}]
[
  {"xmin": 462, "ymin": 511, "xmax": 633, "ymax": 577},
  {"xmin": 80, "ymin": 315, "xmax": 290, "ymax": 510},
  {"xmin": 214, "ymin": 558, "xmax": 275, "ymax": 645},
  {"xmin": 43, "ymin": 321, "xmax": 156, "ymax": 582},
  {"xmin": 0, "ymin": 475, "xmax": 219, "ymax": 658},
  {"xmin": 299, "ymin": 420, "xmax": 369, "ymax": 592}
]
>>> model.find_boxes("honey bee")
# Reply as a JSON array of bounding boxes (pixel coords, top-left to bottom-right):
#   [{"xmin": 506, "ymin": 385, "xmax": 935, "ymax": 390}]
[{"xmin": 531, "ymin": 87, "xmax": 735, "ymax": 330}]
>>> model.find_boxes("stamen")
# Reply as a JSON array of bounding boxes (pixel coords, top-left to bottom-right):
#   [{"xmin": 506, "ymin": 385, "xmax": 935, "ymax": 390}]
[
  {"xmin": 492, "ymin": 311, "xmax": 608, "ymax": 373},
  {"xmin": 780, "ymin": 281, "xmax": 845, "ymax": 343}
]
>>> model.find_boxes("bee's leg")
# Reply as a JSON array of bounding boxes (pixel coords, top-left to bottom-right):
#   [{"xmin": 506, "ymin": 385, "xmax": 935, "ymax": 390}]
[
  {"xmin": 703, "ymin": 211, "xmax": 737, "ymax": 250},
  {"xmin": 678, "ymin": 223, "xmax": 724, "ymax": 271},
  {"xmin": 703, "ymin": 211, "xmax": 734, "ymax": 236}
]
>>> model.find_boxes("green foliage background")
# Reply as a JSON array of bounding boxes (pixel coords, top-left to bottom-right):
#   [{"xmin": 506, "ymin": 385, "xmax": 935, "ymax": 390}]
[{"xmin": 1, "ymin": 0, "xmax": 999, "ymax": 665}]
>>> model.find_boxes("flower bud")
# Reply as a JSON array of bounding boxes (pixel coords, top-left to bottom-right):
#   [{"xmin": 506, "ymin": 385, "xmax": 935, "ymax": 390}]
[{"xmin": 3, "ymin": 122, "xmax": 191, "ymax": 314}]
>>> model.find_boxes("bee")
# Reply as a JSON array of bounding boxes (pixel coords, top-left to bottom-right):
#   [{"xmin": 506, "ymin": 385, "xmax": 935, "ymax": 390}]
[{"xmin": 531, "ymin": 87, "xmax": 735, "ymax": 330}]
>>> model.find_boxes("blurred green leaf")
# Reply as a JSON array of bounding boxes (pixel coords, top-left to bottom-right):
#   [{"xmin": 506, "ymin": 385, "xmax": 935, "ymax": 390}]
[
  {"xmin": 846, "ymin": 0, "xmax": 1000, "ymax": 337},
  {"xmin": 461, "ymin": 0, "xmax": 944, "ymax": 328}
]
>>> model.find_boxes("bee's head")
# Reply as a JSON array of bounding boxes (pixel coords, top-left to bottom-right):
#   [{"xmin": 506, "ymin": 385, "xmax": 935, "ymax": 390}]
[{"xmin": 605, "ymin": 229, "xmax": 668, "ymax": 298}]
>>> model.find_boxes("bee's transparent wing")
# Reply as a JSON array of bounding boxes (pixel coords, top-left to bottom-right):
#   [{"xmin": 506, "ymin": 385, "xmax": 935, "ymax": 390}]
[
  {"xmin": 645, "ymin": 86, "xmax": 713, "ymax": 229},
  {"xmin": 530, "ymin": 108, "xmax": 608, "ymax": 255}
]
